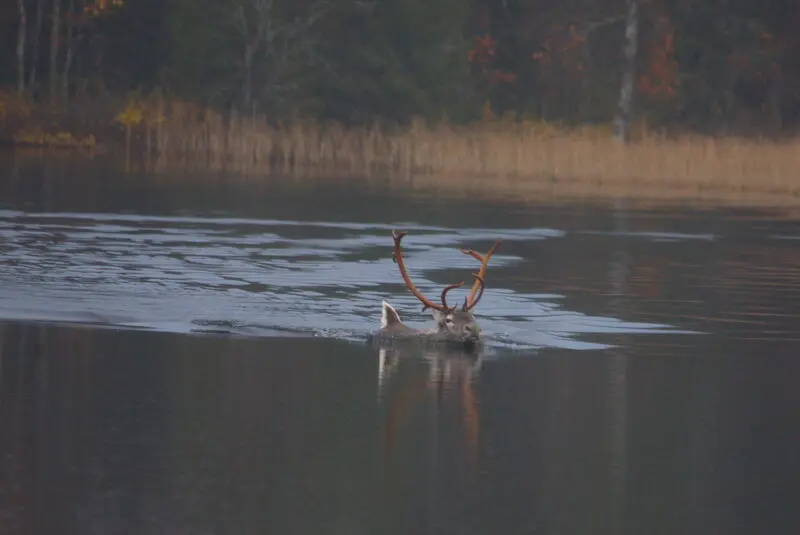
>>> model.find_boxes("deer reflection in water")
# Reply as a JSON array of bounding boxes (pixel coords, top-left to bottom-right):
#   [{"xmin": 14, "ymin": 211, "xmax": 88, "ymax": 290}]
[{"xmin": 376, "ymin": 340, "xmax": 485, "ymax": 473}]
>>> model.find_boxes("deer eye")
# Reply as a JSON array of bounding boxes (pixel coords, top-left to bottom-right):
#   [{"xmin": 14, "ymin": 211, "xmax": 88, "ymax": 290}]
[{"xmin": 445, "ymin": 317, "xmax": 454, "ymax": 325}]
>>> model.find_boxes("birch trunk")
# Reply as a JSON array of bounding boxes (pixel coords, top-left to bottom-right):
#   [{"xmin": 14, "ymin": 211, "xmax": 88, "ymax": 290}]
[
  {"xmin": 17, "ymin": 0, "xmax": 27, "ymax": 95},
  {"xmin": 613, "ymin": 0, "xmax": 639, "ymax": 142}
]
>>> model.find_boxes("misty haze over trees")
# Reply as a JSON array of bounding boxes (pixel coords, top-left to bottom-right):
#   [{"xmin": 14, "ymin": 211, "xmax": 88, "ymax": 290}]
[{"xmin": 1, "ymin": 0, "xmax": 798, "ymax": 138}]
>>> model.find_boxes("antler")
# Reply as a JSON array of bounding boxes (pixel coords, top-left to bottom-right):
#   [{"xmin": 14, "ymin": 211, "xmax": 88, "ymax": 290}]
[
  {"xmin": 392, "ymin": 230, "xmax": 461, "ymax": 313},
  {"xmin": 460, "ymin": 273, "xmax": 485, "ymax": 311},
  {"xmin": 460, "ymin": 240, "xmax": 502, "ymax": 310},
  {"xmin": 440, "ymin": 281, "xmax": 465, "ymax": 311},
  {"xmin": 391, "ymin": 231, "xmax": 497, "ymax": 313}
]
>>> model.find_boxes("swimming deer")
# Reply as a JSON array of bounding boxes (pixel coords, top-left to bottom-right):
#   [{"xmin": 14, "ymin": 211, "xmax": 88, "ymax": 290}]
[{"xmin": 378, "ymin": 230, "xmax": 501, "ymax": 346}]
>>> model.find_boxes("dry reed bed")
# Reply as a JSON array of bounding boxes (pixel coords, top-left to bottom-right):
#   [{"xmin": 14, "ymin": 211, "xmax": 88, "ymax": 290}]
[{"xmin": 153, "ymin": 105, "xmax": 800, "ymax": 193}]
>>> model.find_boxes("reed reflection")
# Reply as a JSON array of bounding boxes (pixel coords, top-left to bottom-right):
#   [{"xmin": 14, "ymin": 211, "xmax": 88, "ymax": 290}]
[
  {"xmin": 0, "ymin": 325, "xmax": 383, "ymax": 535},
  {"xmin": 0, "ymin": 323, "xmax": 99, "ymax": 535}
]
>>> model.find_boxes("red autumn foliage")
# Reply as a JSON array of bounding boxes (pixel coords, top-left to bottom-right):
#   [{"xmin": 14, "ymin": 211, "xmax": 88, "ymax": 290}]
[
  {"xmin": 637, "ymin": 14, "xmax": 679, "ymax": 100},
  {"xmin": 489, "ymin": 70, "xmax": 518, "ymax": 84},
  {"xmin": 468, "ymin": 32, "xmax": 517, "ymax": 85},
  {"xmin": 531, "ymin": 23, "xmax": 585, "ymax": 80},
  {"xmin": 468, "ymin": 34, "xmax": 496, "ymax": 65}
]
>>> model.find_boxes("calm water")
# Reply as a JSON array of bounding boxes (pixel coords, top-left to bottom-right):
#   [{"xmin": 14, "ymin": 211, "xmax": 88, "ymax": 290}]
[{"xmin": 1, "ymin": 152, "xmax": 799, "ymax": 535}]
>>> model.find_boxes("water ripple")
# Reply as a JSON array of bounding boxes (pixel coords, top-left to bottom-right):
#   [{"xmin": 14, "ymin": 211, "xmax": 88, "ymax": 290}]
[{"xmin": 0, "ymin": 209, "xmax": 688, "ymax": 350}]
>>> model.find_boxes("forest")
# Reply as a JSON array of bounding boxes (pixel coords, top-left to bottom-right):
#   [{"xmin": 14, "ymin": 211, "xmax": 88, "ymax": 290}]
[
  {"xmin": 1, "ymin": 0, "xmax": 799, "ymax": 192},
  {"xmin": 2, "ymin": 0, "xmax": 796, "ymax": 134}
]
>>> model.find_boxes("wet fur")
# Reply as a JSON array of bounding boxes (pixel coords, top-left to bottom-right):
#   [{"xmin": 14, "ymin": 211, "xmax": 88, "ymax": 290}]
[{"xmin": 378, "ymin": 301, "xmax": 481, "ymax": 345}]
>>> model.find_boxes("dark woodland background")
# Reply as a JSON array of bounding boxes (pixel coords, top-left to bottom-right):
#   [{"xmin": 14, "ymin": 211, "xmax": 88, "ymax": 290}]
[{"xmin": 2, "ymin": 0, "xmax": 798, "ymax": 136}]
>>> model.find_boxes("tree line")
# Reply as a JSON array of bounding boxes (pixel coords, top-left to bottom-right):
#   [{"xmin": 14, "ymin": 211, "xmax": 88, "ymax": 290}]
[{"xmin": 2, "ymin": 0, "xmax": 797, "ymax": 138}]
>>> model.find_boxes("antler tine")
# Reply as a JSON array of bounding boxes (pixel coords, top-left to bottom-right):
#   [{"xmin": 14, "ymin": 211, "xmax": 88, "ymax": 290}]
[
  {"xmin": 391, "ymin": 230, "xmax": 448, "ymax": 313},
  {"xmin": 440, "ymin": 281, "xmax": 465, "ymax": 311},
  {"xmin": 460, "ymin": 239, "xmax": 502, "ymax": 308},
  {"xmin": 463, "ymin": 273, "xmax": 485, "ymax": 311}
]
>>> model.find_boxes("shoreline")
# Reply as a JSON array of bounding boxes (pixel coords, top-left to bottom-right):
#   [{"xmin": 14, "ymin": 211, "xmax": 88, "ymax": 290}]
[
  {"xmin": 3, "ymin": 93, "xmax": 800, "ymax": 211},
  {"xmin": 4, "ymin": 146, "xmax": 800, "ymax": 218}
]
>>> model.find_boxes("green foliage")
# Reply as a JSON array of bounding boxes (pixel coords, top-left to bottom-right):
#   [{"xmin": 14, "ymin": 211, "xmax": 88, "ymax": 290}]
[
  {"xmin": 164, "ymin": 0, "xmax": 241, "ymax": 106},
  {"xmin": 313, "ymin": 0, "xmax": 478, "ymax": 124},
  {"xmin": 96, "ymin": 0, "xmax": 171, "ymax": 91},
  {"xmin": 2, "ymin": 0, "xmax": 800, "ymax": 133},
  {"xmin": 160, "ymin": 0, "xmax": 479, "ymax": 123},
  {"xmin": 664, "ymin": 0, "xmax": 779, "ymax": 129},
  {"xmin": 0, "ymin": 14, "xmax": 15, "ymax": 87}
]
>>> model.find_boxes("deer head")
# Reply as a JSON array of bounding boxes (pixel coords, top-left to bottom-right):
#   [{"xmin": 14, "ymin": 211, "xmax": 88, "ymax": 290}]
[{"xmin": 379, "ymin": 230, "xmax": 501, "ymax": 345}]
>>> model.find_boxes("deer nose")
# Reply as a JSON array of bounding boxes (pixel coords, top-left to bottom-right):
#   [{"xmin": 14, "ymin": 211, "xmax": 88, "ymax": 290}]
[{"xmin": 463, "ymin": 325, "xmax": 476, "ymax": 336}]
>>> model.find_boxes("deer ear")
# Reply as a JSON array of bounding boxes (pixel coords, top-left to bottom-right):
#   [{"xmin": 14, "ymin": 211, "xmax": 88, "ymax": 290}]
[{"xmin": 381, "ymin": 301, "xmax": 402, "ymax": 328}]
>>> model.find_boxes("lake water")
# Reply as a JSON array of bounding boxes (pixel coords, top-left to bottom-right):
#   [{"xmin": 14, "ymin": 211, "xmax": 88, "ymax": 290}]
[{"xmin": 1, "ymin": 151, "xmax": 799, "ymax": 535}]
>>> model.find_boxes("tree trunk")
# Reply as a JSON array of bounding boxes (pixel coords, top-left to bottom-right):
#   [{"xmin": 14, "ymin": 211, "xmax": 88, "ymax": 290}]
[
  {"xmin": 49, "ymin": 0, "xmax": 62, "ymax": 106},
  {"xmin": 243, "ymin": 42, "xmax": 256, "ymax": 108},
  {"xmin": 579, "ymin": 28, "xmax": 592, "ymax": 122},
  {"xmin": 613, "ymin": 0, "xmax": 639, "ymax": 142},
  {"xmin": 28, "ymin": 0, "xmax": 44, "ymax": 96},
  {"xmin": 62, "ymin": 0, "xmax": 75, "ymax": 103},
  {"xmin": 17, "ymin": 0, "xmax": 27, "ymax": 95},
  {"xmin": 769, "ymin": 68, "xmax": 783, "ymax": 135}
]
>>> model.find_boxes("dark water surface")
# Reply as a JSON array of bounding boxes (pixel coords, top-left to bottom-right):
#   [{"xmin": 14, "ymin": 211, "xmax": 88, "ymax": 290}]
[{"xmin": 1, "ymin": 152, "xmax": 799, "ymax": 535}]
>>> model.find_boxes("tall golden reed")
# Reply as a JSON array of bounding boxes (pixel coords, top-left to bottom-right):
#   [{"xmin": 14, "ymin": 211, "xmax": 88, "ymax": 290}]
[{"xmin": 153, "ymin": 101, "xmax": 800, "ymax": 194}]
